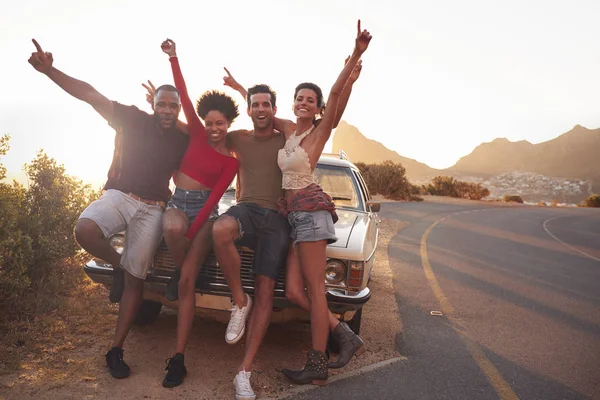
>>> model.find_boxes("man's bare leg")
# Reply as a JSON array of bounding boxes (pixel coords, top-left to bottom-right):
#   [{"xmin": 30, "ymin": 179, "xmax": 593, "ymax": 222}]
[
  {"xmin": 75, "ymin": 218, "xmax": 120, "ymax": 267},
  {"xmin": 240, "ymin": 275, "xmax": 275, "ymax": 371},
  {"xmin": 212, "ymin": 216, "xmax": 247, "ymax": 308},
  {"xmin": 112, "ymin": 271, "xmax": 144, "ymax": 348}
]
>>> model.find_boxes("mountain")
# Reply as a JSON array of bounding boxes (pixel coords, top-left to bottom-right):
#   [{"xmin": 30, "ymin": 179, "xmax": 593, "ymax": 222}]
[
  {"xmin": 331, "ymin": 121, "xmax": 439, "ymax": 179},
  {"xmin": 332, "ymin": 121, "xmax": 600, "ymax": 182},
  {"xmin": 447, "ymin": 125, "xmax": 600, "ymax": 180}
]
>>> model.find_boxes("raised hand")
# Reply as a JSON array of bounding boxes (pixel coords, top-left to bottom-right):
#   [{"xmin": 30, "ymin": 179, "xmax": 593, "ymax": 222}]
[
  {"xmin": 223, "ymin": 67, "xmax": 242, "ymax": 91},
  {"xmin": 28, "ymin": 39, "xmax": 53, "ymax": 74},
  {"xmin": 161, "ymin": 39, "xmax": 177, "ymax": 57},
  {"xmin": 355, "ymin": 20, "xmax": 372, "ymax": 54},
  {"xmin": 142, "ymin": 80, "xmax": 156, "ymax": 106},
  {"xmin": 345, "ymin": 56, "xmax": 363, "ymax": 83}
]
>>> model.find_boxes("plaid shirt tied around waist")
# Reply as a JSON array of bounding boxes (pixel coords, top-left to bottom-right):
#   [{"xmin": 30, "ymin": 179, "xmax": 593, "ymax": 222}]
[{"xmin": 277, "ymin": 183, "xmax": 338, "ymax": 223}]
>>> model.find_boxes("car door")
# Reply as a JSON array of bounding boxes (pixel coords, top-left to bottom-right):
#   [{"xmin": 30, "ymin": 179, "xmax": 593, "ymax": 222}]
[{"xmin": 352, "ymin": 169, "xmax": 379, "ymax": 272}]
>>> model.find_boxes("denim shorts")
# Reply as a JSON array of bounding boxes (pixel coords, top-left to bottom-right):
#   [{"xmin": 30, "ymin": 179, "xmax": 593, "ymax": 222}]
[
  {"xmin": 167, "ymin": 188, "xmax": 219, "ymax": 224},
  {"xmin": 288, "ymin": 210, "xmax": 337, "ymax": 245},
  {"xmin": 222, "ymin": 202, "xmax": 291, "ymax": 280}
]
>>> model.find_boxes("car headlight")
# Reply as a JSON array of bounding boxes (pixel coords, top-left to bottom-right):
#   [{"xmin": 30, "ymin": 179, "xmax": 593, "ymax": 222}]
[
  {"xmin": 325, "ymin": 260, "xmax": 347, "ymax": 285},
  {"xmin": 109, "ymin": 234, "xmax": 125, "ymax": 255}
]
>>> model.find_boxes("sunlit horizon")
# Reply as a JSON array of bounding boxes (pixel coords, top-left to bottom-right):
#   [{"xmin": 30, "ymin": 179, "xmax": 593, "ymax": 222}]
[{"xmin": 2, "ymin": 0, "xmax": 600, "ymax": 188}]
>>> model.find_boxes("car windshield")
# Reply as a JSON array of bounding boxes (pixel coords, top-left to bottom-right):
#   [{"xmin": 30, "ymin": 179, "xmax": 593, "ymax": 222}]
[{"xmin": 315, "ymin": 164, "xmax": 362, "ymax": 210}]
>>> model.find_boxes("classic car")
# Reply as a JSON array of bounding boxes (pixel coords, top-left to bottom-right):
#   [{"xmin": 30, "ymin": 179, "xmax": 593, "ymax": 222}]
[{"xmin": 83, "ymin": 151, "xmax": 380, "ymax": 334}]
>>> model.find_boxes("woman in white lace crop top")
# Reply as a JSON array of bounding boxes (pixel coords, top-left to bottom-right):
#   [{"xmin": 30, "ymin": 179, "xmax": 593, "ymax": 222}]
[{"xmin": 223, "ymin": 20, "xmax": 372, "ymax": 384}]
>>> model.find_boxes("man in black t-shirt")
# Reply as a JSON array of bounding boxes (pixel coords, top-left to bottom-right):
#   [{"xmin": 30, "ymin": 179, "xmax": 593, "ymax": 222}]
[{"xmin": 28, "ymin": 39, "xmax": 188, "ymax": 379}]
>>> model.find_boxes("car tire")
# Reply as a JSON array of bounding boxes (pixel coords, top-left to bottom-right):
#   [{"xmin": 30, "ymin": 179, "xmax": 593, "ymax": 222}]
[{"xmin": 133, "ymin": 300, "xmax": 162, "ymax": 325}]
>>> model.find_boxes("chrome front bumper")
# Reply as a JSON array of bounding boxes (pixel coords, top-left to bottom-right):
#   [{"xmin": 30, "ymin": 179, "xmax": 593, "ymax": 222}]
[{"xmin": 84, "ymin": 260, "xmax": 371, "ymax": 314}]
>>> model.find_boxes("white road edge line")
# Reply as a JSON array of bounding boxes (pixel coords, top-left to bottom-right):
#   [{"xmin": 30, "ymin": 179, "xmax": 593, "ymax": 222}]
[
  {"xmin": 269, "ymin": 356, "xmax": 407, "ymax": 399},
  {"xmin": 542, "ymin": 216, "xmax": 600, "ymax": 263}
]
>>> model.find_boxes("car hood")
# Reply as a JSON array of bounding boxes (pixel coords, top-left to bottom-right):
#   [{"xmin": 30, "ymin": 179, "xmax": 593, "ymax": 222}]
[{"xmin": 329, "ymin": 209, "xmax": 361, "ymax": 248}]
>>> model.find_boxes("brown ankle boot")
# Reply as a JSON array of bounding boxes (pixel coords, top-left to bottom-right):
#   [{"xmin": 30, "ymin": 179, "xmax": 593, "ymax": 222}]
[
  {"xmin": 282, "ymin": 349, "xmax": 328, "ymax": 385},
  {"xmin": 328, "ymin": 322, "xmax": 366, "ymax": 369}
]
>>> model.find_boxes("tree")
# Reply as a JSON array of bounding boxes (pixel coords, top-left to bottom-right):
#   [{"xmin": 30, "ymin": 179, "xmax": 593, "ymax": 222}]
[
  {"xmin": 0, "ymin": 135, "xmax": 33, "ymax": 303},
  {"xmin": 23, "ymin": 151, "xmax": 99, "ymax": 283},
  {"xmin": 356, "ymin": 161, "xmax": 413, "ymax": 200}
]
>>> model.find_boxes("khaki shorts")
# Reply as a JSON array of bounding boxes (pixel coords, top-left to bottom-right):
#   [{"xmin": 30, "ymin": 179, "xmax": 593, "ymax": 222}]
[{"xmin": 78, "ymin": 189, "xmax": 164, "ymax": 279}]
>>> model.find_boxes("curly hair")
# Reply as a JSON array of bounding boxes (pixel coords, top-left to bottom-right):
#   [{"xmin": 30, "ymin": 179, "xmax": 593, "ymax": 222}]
[{"xmin": 195, "ymin": 90, "xmax": 239, "ymax": 124}]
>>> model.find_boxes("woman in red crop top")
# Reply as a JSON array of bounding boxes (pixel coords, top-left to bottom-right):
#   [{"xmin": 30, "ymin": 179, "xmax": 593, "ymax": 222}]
[
  {"xmin": 223, "ymin": 21, "xmax": 372, "ymax": 384},
  {"xmin": 154, "ymin": 39, "xmax": 239, "ymax": 388}
]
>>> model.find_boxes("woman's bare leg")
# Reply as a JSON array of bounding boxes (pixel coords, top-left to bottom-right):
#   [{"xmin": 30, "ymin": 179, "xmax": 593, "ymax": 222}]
[
  {"xmin": 297, "ymin": 240, "xmax": 329, "ymax": 352},
  {"xmin": 162, "ymin": 208, "xmax": 190, "ymax": 268},
  {"xmin": 175, "ymin": 222, "xmax": 214, "ymax": 354},
  {"xmin": 285, "ymin": 245, "xmax": 340, "ymax": 332}
]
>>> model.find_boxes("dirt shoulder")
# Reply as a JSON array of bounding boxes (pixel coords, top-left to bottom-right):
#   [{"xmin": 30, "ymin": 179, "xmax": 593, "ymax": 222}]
[{"xmin": 0, "ymin": 219, "xmax": 408, "ymax": 400}]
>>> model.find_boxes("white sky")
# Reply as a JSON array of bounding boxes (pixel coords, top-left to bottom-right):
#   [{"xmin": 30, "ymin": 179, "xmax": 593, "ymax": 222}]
[{"xmin": 2, "ymin": 0, "xmax": 600, "ymax": 187}]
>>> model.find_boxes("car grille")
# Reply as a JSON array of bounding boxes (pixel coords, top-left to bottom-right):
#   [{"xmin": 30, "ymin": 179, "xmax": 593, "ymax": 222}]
[{"xmin": 151, "ymin": 240, "xmax": 286, "ymax": 291}]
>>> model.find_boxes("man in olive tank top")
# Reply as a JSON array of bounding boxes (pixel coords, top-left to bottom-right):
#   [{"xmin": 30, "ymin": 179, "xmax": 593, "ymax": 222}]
[{"xmin": 213, "ymin": 84, "xmax": 290, "ymax": 400}]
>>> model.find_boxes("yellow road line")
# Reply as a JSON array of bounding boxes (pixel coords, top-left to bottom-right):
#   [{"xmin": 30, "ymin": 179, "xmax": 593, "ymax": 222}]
[{"xmin": 421, "ymin": 218, "xmax": 520, "ymax": 400}]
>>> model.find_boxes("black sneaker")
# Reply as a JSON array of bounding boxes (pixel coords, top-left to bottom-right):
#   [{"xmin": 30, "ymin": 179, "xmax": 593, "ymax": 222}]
[
  {"xmin": 163, "ymin": 353, "xmax": 187, "ymax": 388},
  {"xmin": 165, "ymin": 271, "xmax": 180, "ymax": 302},
  {"xmin": 105, "ymin": 346, "xmax": 130, "ymax": 379},
  {"xmin": 109, "ymin": 267, "xmax": 124, "ymax": 303}
]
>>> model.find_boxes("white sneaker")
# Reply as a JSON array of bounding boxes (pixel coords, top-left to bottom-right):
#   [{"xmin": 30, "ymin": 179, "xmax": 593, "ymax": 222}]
[
  {"xmin": 233, "ymin": 369, "xmax": 256, "ymax": 400},
  {"xmin": 226, "ymin": 294, "xmax": 252, "ymax": 344}
]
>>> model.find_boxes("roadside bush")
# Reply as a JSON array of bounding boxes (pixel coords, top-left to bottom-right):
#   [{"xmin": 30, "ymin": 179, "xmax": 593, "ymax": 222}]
[
  {"xmin": 355, "ymin": 161, "xmax": 417, "ymax": 201},
  {"xmin": 503, "ymin": 195, "xmax": 524, "ymax": 203},
  {"xmin": 426, "ymin": 175, "xmax": 490, "ymax": 200},
  {"xmin": 583, "ymin": 194, "xmax": 600, "ymax": 208},
  {"xmin": 0, "ymin": 135, "xmax": 100, "ymax": 322},
  {"xmin": 0, "ymin": 136, "xmax": 33, "ymax": 302}
]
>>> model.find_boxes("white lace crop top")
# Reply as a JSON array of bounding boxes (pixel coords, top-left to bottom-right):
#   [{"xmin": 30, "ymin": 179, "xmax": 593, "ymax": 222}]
[{"xmin": 277, "ymin": 126, "xmax": 316, "ymax": 190}]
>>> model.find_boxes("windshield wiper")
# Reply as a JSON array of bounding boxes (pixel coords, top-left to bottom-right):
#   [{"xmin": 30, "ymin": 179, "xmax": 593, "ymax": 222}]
[{"xmin": 332, "ymin": 196, "xmax": 352, "ymax": 201}]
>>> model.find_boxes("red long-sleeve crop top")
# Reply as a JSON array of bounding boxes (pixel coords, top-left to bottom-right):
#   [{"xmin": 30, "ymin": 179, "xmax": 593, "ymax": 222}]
[{"xmin": 169, "ymin": 56, "xmax": 239, "ymax": 239}]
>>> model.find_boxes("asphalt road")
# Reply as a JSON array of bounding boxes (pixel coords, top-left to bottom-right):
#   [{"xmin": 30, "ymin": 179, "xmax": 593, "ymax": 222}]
[{"xmin": 291, "ymin": 200, "xmax": 600, "ymax": 400}]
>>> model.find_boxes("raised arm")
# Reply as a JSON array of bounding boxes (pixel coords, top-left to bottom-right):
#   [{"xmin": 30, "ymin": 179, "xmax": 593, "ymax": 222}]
[
  {"xmin": 331, "ymin": 58, "xmax": 363, "ymax": 128},
  {"xmin": 161, "ymin": 39, "xmax": 205, "ymax": 139},
  {"xmin": 223, "ymin": 67, "xmax": 296, "ymax": 136},
  {"xmin": 223, "ymin": 67, "xmax": 248, "ymax": 101},
  {"xmin": 313, "ymin": 20, "xmax": 371, "ymax": 149},
  {"xmin": 28, "ymin": 39, "xmax": 113, "ymax": 121},
  {"xmin": 185, "ymin": 158, "xmax": 239, "ymax": 239}
]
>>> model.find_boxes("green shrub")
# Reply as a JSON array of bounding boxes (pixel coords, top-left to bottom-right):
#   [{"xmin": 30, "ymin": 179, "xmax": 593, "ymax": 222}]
[
  {"xmin": 426, "ymin": 176, "xmax": 490, "ymax": 200},
  {"xmin": 0, "ymin": 135, "xmax": 100, "ymax": 321},
  {"xmin": 583, "ymin": 194, "xmax": 600, "ymax": 208},
  {"xmin": 355, "ymin": 161, "xmax": 416, "ymax": 201},
  {"xmin": 504, "ymin": 195, "xmax": 524, "ymax": 203}
]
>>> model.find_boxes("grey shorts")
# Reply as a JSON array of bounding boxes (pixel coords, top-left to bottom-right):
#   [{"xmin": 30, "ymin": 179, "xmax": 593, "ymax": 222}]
[
  {"xmin": 78, "ymin": 189, "xmax": 164, "ymax": 279},
  {"xmin": 167, "ymin": 188, "xmax": 219, "ymax": 224},
  {"xmin": 288, "ymin": 210, "xmax": 337, "ymax": 245},
  {"xmin": 222, "ymin": 202, "xmax": 291, "ymax": 280}
]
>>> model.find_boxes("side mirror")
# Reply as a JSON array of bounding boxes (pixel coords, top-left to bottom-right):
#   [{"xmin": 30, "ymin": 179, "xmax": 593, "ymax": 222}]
[{"xmin": 366, "ymin": 201, "xmax": 380, "ymax": 213}]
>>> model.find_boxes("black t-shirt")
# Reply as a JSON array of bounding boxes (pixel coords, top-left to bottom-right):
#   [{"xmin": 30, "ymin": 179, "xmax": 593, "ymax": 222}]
[{"xmin": 104, "ymin": 102, "xmax": 188, "ymax": 202}]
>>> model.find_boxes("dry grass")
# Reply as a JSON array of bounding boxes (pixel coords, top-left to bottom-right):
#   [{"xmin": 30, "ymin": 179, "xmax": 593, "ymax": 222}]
[
  {"xmin": 0, "ymin": 256, "xmax": 116, "ymax": 395},
  {"xmin": 0, "ymin": 218, "xmax": 409, "ymax": 399}
]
